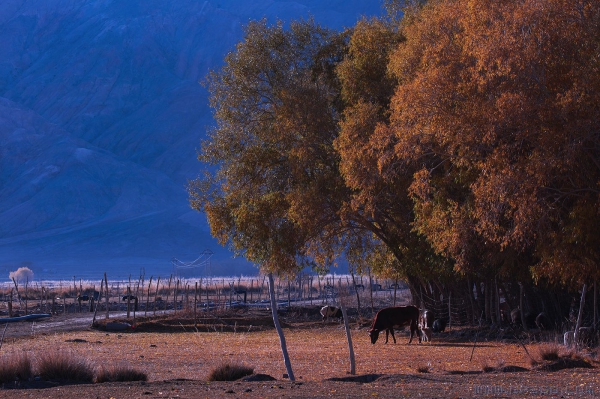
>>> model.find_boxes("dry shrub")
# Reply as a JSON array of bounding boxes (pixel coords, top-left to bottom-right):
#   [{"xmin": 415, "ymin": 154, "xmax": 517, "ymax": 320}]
[
  {"xmin": 36, "ymin": 350, "xmax": 94, "ymax": 382},
  {"xmin": 481, "ymin": 362, "xmax": 495, "ymax": 373},
  {"xmin": 95, "ymin": 365, "xmax": 147, "ymax": 383},
  {"xmin": 416, "ymin": 363, "xmax": 431, "ymax": 373},
  {"xmin": 538, "ymin": 343, "xmax": 560, "ymax": 361},
  {"xmin": 208, "ymin": 363, "xmax": 254, "ymax": 381},
  {"xmin": 0, "ymin": 352, "xmax": 32, "ymax": 383}
]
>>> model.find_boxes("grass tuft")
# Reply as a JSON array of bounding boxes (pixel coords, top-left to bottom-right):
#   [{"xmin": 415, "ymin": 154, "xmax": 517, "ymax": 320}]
[
  {"xmin": 36, "ymin": 351, "xmax": 94, "ymax": 382},
  {"xmin": 0, "ymin": 352, "xmax": 32, "ymax": 383},
  {"xmin": 95, "ymin": 365, "xmax": 148, "ymax": 383},
  {"xmin": 208, "ymin": 363, "xmax": 254, "ymax": 381},
  {"xmin": 416, "ymin": 363, "xmax": 431, "ymax": 373},
  {"xmin": 538, "ymin": 344, "xmax": 560, "ymax": 361},
  {"xmin": 481, "ymin": 364, "xmax": 495, "ymax": 373}
]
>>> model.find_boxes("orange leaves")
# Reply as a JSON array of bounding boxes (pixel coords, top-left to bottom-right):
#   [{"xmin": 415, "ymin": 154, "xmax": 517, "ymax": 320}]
[{"xmin": 380, "ymin": 0, "xmax": 600, "ymax": 279}]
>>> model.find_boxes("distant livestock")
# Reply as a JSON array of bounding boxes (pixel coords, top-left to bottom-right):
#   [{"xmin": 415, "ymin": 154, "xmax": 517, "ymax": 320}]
[
  {"xmin": 510, "ymin": 308, "xmax": 538, "ymax": 328},
  {"xmin": 421, "ymin": 327, "xmax": 432, "ymax": 342},
  {"xmin": 510, "ymin": 308, "xmax": 521, "ymax": 325},
  {"xmin": 369, "ymin": 306, "xmax": 420, "ymax": 345},
  {"xmin": 432, "ymin": 319, "xmax": 447, "ymax": 333},
  {"xmin": 422, "ymin": 310, "xmax": 434, "ymax": 329},
  {"xmin": 77, "ymin": 295, "xmax": 90, "ymax": 302},
  {"xmin": 320, "ymin": 306, "xmax": 343, "ymax": 322}
]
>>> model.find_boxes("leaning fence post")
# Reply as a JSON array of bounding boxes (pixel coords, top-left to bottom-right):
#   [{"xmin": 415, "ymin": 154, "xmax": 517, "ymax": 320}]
[
  {"xmin": 154, "ymin": 276, "xmax": 161, "ymax": 316},
  {"xmin": 104, "ymin": 273, "xmax": 109, "ymax": 320},
  {"xmin": 126, "ymin": 286, "xmax": 131, "ymax": 319},
  {"xmin": 145, "ymin": 276, "xmax": 153, "ymax": 317},
  {"xmin": 194, "ymin": 281, "xmax": 198, "ymax": 329}
]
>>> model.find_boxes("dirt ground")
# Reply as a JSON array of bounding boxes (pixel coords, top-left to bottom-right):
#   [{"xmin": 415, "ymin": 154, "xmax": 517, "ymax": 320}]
[{"xmin": 1, "ymin": 308, "xmax": 599, "ymax": 398}]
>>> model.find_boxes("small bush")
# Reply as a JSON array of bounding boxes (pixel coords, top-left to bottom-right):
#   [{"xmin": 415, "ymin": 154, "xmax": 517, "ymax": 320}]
[
  {"xmin": 36, "ymin": 351, "xmax": 94, "ymax": 382},
  {"xmin": 95, "ymin": 365, "xmax": 148, "ymax": 383},
  {"xmin": 208, "ymin": 363, "xmax": 254, "ymax": 381},
  {"xmin": 538, "ymin": 344, "xmax": 560, "ymax": 361},
  {"xmin": 416, "ymin": 363, "xmax": 431, "ymax": 373},
  {"xmin": 481, "ymin": 364, "xmax": 495, "ymax": 373},
  {"xmin": 0, "ymin": 352, "xmax": 32, "ymax": 383}
]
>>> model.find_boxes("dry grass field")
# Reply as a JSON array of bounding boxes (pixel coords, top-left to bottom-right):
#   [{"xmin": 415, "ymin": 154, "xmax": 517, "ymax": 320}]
[{"xmin": 1, "ymin": 309, "xmax": 599, "ymax": 398}]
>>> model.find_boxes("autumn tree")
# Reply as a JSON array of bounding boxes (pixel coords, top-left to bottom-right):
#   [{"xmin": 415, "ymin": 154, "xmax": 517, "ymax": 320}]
[
  {"xmin": 189, "ymin": 17, "xmax": 375, "ymax": 379},
  {"xmin": 335, "ymin": 16, "xmax": 453, "ymax": 308},
  {"xmin": 381, "ymin": 0, "xmax": 600, "ymax": 318},
  {"xmin": 189, "ymin": 19, "xmax": 351, "ymax": 274}
]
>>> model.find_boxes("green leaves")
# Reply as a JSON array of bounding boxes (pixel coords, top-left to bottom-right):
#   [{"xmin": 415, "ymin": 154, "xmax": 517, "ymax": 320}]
[{"xmin": 191, "ymin": 19, "xmax": 347, "ymax": 274}]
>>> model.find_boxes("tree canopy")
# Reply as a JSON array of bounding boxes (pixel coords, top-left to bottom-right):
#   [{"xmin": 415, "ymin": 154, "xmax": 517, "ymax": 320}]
[
  {"xmin": 189, "ymin": 19, "xmax": 349, "ymax": 274},
  {"xmin": 191, "ymin": 0, "xmax": 600, "ymax": 295},
  {"xmin": 384, "ymin": 0, "xmax": 600, "ymax": 286}
]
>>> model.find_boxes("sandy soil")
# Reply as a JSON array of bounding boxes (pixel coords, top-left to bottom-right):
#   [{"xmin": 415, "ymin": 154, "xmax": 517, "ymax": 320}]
[{"xmin": 0, "ymin": 308, "xmax": 599, "ymax": 398}]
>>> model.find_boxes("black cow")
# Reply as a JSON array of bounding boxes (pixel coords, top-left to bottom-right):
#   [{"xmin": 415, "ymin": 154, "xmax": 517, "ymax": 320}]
[
  {"xmin": 369, "ymin": 306, "xmax": 420, "ymax": 344},
  {"xmin": 320, "ymin": 306, "xmax": 343, "ymax": 322},
  {"xmin": 432, "ymin": 319, "xmax": 447, "ymax": 333},
  {"xmin": 77, "ymin": 295, "xmax": 90, "ymax": 302}
]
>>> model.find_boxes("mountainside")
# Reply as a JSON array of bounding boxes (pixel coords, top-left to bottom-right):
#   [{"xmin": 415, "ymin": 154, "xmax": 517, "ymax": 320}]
[{"xmin": 0, "ymin": 0, "xmax": 380, "ymax": 280}]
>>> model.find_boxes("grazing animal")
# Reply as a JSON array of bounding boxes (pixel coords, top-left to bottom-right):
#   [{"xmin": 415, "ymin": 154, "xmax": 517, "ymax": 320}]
[
  {"xmin": 422, "ymin": 310, "xmax": 434, "ymax": 329},
  {"xmin": 77, "ymin": 295, "xmax": 89, "ymax": 302},
  {"xmin": 421, "ymin": 327, "xmax": 432, "ymax": 342},
  {"xmin": 510, "ymin": 308, "xmax": 521, "ymax": 325},
  {"xmin": 368, "ymin": 306, "xmax": 420, "ymax": 345},
  {"xmin": 320, "ymin": 306, "xmax": 343, "ymax": 322},
  {"xmin": 432, "ymin": 319, "xmax": 447, "ymax": 333},
  {"xmin": 511, "ymin": 308, "xmax": 537, "ymax": 328},
  {"xmin": 122, "ymin": 295, "xmax": 137, "ymax": 301}
]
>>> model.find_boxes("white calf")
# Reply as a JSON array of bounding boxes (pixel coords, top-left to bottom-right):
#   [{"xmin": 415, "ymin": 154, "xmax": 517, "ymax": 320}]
[{"xmin": 320, "ymin": 306, "xmax": 343, "ymax": 322}]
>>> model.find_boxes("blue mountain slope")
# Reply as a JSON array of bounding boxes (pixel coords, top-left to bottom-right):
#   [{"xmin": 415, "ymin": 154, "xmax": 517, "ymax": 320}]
[{"xmin": 0, "ymin": 0, "xmax": 381, "ymax": 280}]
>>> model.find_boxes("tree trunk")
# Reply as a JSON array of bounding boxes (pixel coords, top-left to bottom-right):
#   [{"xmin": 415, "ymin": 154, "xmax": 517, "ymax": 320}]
[
  {"xmin": 519, "ymin": 282, "xmax": 528, "ymax": 332},
  {"xmin": 594, "ymin": 281, "xmax": 597, "ymax": 329},
  {"xmin": 268, "ymin": 273, "xmax": 295, "ymax": 381},
  {"xmin": 350, "ymin": 272, "xmax": 361, "ymax": 315},
  {"xmin": 574, "ymin": 284, "xmax": 587, "ymax": 349},
  {"xmin": 339, "ymin": 300, "xmax": 355, "ymax": 375},
  {"xmin": 484, "ymin": 280, "xmax": 491, "ymax": 324},
  {"xmin": 466, "ymin": 279, "xmax": 476, "ymax": 325},
  {"xmin": 367, "ymin": 268, "xmax": 374, "ymax": 315}
]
